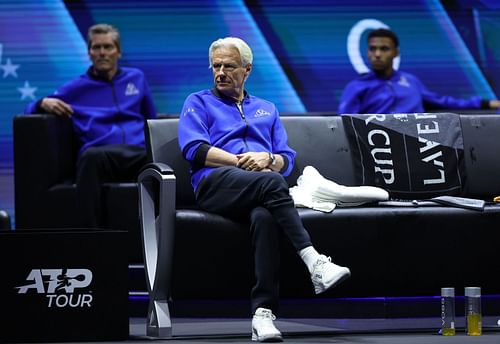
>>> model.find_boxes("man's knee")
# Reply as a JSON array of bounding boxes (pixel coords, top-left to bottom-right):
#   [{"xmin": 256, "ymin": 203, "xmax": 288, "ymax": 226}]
[
  {"xmin": 76, "ymin": 147, "xmax": 111, "ymax": 178},
  {"xmin": 79, "ymin": 146, "xmax": 107, "ymax": 164},
  {"xmin": 262, "ymin": 172, "xmax": 288, "ymax": 190},
  {"xmin": 259, "ymin": 173, "xmax": 292, "ymax": 202}
]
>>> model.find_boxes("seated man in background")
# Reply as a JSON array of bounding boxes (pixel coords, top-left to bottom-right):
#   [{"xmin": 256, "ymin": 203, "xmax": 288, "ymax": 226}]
[
  {"xmin": 178, "ymin": 37, "xmax": 351, "ymax": 342},
  {"xmin": 25, "ymin": 23, "xmax": 157, "ymax": 228},
  {"xmin": 338, "ymin": 28, "xmax": 500, "ymax": 114}
]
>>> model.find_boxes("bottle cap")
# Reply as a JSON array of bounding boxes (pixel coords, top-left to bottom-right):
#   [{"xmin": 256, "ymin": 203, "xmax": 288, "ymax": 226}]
[
  {"xmin": 441, "ymin": 287, "xmax": 455, "ymax": 297},
  {"xmin": 465, "ymin": 287, "xmax": 481, "ymax": 297}
]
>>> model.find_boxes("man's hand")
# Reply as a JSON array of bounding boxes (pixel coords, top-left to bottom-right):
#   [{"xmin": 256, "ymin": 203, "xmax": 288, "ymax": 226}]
[
  {"xmin": 236, "ymin": 152, "xmax": 271, "ymax": 171},
  {"xmin": 40, "ymin": 98, "xmax": 74, "ymax": 117},
  {"xmin": 489, "ymin": 99, "xmax": 500, "ymax": 109}
]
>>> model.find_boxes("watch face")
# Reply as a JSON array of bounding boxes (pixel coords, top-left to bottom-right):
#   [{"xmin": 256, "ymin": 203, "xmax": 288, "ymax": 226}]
[
  {"xmin": 269, "ymin": 152, "xmax": 276, "ymax": 166},
  {"xmin": 271, "ymin": 153, "xmax": 277, "ymax": 165}
]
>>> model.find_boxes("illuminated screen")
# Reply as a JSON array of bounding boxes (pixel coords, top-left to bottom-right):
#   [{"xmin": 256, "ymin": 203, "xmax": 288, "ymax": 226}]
[{"xmin": 1, "ymin": 0, "xmax": 498, "ymax": 225}]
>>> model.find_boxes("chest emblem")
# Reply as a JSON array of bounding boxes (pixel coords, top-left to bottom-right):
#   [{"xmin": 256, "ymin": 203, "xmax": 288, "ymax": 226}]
[
  {"xmin": 125, "ymin": 82, "xmax": 139, "ymax": 96},
  {"xmin": 254, "ymin": 108, "xmax": 271, "ymax": 117},
  {"xmin": 397, "ymin": 76, "xmax": 410, "ymax": 88}
]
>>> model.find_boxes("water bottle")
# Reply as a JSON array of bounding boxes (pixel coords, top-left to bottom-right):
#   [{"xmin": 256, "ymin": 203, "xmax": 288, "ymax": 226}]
[
  {"xmin": 465, "ymin": 287, "xmax": 481, "ymax": 336},
  {"xmin": 440, "ymin": 287, "xmax": 455, "ymax": 336}
]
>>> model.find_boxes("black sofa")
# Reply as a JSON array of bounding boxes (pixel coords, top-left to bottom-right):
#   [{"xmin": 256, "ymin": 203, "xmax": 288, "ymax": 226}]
[
  {"xmin": 13, "ymin": 114, "xmax": 143, "ymax": 263},
  {"xmin": 138, "ymin": 113, "xmax": 500, "ymax": 337}
]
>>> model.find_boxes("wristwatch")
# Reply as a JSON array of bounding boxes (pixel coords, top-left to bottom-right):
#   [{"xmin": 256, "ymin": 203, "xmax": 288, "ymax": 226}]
[{"xmin": 268, "ymin": 152, "xmax": 277, "ymax": 166}]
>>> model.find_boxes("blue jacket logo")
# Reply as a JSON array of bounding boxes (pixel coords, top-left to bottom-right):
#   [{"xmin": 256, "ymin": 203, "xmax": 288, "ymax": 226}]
[
  {"xmin": 397, "ymin": 76, "xmax": 410, "ymax": 88},
  {"xmin": 125, "ymin": 82, "xmax": 139, "ymax": 95},
  {"xmin": 255, "ymin": 108, "xmax": 271, "ymax": 117}
]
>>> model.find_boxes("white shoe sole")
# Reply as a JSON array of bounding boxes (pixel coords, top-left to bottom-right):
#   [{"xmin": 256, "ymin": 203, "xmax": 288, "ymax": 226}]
[
  {"xmin": 314, "ymin": 267, "xmax": 351, "ymax": 294},
  {"xmin": 252, "ymin": 329, "xmax": 283, "ymax": 342}
]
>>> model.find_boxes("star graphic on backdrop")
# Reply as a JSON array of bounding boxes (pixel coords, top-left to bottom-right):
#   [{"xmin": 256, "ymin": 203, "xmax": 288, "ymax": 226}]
[
  {"xmin": 17, "ymin": 80, "xmax": 37, "ymax": 100},
  {"xmin": 1, "ymin": 58, "xmax": 20, "ymax": 78}
]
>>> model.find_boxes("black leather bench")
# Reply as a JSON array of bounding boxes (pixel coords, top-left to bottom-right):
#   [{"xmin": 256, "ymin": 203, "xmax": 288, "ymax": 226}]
[{"xmin": 138, "ymin": 113, "xmax": 500, "ymax": 337}]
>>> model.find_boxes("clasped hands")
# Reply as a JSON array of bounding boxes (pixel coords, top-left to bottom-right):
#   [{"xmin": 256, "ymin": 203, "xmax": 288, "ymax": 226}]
[{"xmin": 236, "ymin": 152, "xmax": 272, "ymax": 172}]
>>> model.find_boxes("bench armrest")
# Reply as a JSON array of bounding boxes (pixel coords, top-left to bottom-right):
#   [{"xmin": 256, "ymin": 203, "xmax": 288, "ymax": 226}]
[
  {"xmin": 138, "ymin": 163, "xmax": 176, "ymax": 338},
  {"xmin": 139, "ymin": 162, "xmax": 174, "ymax": 175}
]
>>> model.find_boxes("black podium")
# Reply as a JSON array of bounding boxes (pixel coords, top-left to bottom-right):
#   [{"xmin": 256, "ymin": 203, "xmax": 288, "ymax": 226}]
[{"xmin": 0, "ymin": 229, "xmax": 128, "ymax": 342}]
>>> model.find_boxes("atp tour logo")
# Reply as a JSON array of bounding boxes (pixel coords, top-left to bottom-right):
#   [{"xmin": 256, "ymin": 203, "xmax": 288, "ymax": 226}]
[{"xmin": 16, "ymin": 269, "xmax": 93, "ymax": 308}]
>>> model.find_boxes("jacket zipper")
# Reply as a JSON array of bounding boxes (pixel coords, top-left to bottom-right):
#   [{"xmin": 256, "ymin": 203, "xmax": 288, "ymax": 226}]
[
  {"xmin": 111, "ymin": 81, "xmax": 125, "ymax": 143},
  {"xmin": 236, "ymin": 102, "xmax": 248, "ymax": 148}
]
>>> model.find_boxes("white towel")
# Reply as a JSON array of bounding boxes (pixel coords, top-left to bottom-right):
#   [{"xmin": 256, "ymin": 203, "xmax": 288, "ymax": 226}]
[
  {"xmin": 289, "ymin": 166, "xmax": 389, "ymax": 212},
  {"xmin": 289, "ymin": 185, "xmax": 337, "ymax": 212}
]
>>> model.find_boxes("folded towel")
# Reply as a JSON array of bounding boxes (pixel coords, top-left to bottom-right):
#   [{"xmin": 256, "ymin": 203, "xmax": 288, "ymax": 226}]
[
  {"xmin": 289, "ymin": 186, "xmax": 337, "ymax": 212},
  {"xmin": 290, "ymin": 166, "xmax": 389, "ymax": 212}
]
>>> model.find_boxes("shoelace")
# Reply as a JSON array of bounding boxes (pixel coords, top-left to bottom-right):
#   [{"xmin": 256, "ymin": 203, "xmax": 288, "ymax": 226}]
[
  {"xmin": 256, "ymin": 309, "xmax": 276, "ymax": 321},
  {"xmin": 315, "ymin": 256, "xmax": 332, "ymax": 268}
]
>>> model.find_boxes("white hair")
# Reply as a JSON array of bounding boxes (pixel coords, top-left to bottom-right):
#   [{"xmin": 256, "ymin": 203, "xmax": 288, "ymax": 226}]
[{"xmin": 208, "ymin": 37, "xmax": 253, "ymax": 68}]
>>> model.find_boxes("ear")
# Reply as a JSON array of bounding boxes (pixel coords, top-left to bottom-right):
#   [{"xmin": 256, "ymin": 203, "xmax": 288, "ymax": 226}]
[
  {"xmin": 395, "ymin": 47, "xmax": 400, "ymax": 57},
  {"xmin": 245, "ymin": 64, "xmax": 252, "ymax": 77}
]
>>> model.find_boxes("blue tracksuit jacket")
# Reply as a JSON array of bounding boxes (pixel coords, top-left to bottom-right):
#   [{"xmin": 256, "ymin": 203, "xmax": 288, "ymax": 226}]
[
  {"xmin": 338, "ymin": 70, "xmax": 484, "ymax": 114},
  {"xmin": 178, "ymin": 89, "xmax": 296, "ymax": 193},
  {"xmin": 25, "ymin": 66, "xmax": 157, "ymax": 155}
]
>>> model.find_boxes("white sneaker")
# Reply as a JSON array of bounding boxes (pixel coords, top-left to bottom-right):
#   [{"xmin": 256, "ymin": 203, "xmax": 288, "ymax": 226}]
[
  {"xmin": 311, "ymin": 255, "xmax": 351, "ymax": 294},
  {"xmin": 251, "ymin": 307, "xmax": 283, "ymax": 342}
]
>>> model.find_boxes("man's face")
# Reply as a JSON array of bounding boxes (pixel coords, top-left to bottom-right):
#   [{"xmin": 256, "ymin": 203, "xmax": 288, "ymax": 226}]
[
  {"xmin": 88, "ymin": 33, "xmax": 121, "ymax": 77},
  {"xmin": 367, "ymin": 36, "xmax": 399, "ymax": 76},
  {"xmin": 211, "ymin": 47, "xmax": 251, "ymax": 100}
]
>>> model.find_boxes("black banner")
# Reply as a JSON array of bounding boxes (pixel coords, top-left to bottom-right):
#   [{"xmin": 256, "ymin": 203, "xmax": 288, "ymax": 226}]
[
  {"xmin": 0, "ymin": 230, "xmax": 129, "ymax": 342},
  {"xmin": 342, "ymin": 113, "xmax": 465, "ymax": 199}
]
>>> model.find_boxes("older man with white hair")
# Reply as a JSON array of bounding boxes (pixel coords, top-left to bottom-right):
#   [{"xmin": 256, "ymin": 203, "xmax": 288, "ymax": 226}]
[{"xmin": 178, "ymin": 37, "xmax": 351, "ymax": 342}]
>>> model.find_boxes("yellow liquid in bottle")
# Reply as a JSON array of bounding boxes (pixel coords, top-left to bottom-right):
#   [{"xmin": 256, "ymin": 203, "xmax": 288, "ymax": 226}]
[
  {"xmin": 467, "ymin": 313, "xmax": 482, "ymax": 336},
  {"xmin": 442, "ymin": 328, "xmax": 455, "ymax": 336}
]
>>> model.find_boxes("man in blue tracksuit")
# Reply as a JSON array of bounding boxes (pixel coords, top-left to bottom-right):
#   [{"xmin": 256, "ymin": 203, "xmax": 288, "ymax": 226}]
[
  {"xmin": 338, "ymin": 28, "xmax": 500, "ymax": 114},
  {"xmin": 178, "ymin": 37, "xmax": 351, "ymax": 342},
  {"xmin": 25, "ymin": 24, "xmax": 157, "ymax": 228}
]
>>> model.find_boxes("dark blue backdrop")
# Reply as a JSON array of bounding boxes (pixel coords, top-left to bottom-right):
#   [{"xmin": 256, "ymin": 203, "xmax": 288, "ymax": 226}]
[{"xmin": 1, "ymin": 0, "xmax": 498, "ymax": 226}]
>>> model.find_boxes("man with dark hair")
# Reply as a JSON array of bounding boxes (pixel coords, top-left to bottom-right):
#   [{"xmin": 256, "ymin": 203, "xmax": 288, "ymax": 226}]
[
  {"xmin": 178, "ymin": 37, "xmax": 350, "ymax": 342},
  {"xmin": 25, "ymin": 23, "xmax": 157, "ymax": 228},
  {"xmin": 338, "ymin": 28, "xmax": 500, "ymax": 114}
]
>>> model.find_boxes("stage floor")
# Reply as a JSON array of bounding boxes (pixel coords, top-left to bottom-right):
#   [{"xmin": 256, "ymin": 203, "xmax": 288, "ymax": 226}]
[{"xmin": 119, "ymin": 316, "xmax": 500, "ymax": 343}]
